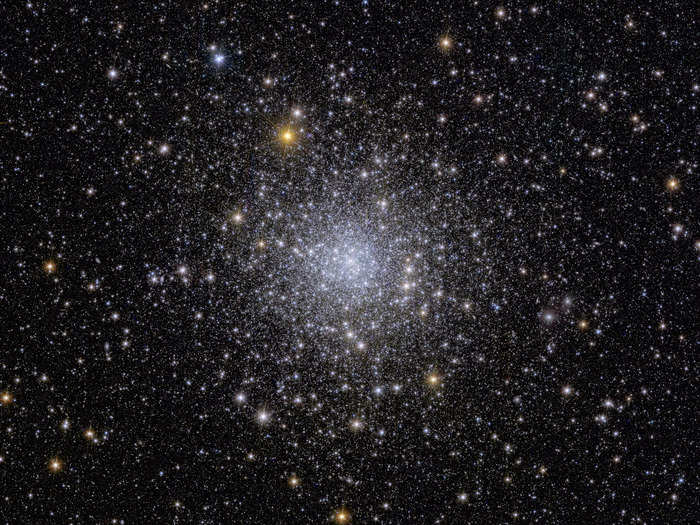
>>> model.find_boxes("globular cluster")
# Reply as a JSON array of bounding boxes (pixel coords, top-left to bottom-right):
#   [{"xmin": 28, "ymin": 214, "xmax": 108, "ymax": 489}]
[{"xmin": 1, "ymin": 2, "xmax": 697, "ymax": 524}]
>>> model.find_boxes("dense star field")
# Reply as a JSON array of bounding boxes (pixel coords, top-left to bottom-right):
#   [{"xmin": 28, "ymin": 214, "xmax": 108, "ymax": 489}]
[{"xmin": 1, "ymin": 2, "xmax": 697, "ymax": 523}]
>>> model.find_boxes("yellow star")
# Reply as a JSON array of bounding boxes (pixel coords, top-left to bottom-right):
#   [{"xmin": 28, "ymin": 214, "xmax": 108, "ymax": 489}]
[
  {"xmin": 333, "ymin": 508, "xmax": 351, "ymax": 523},
  {"xmin": 439, "ymin": 36, "xmax": 453, "ymax": 50},
  {"xmin": 279, "ymin": 127, "xmax": 296, "ymax": 145},
  {"xmin": 426, "ymin": 372, "xmax": 442, "ymax": 387},
  {"xmin": 48, "ymin": 457, "xmax": 63, "ymax": 473},
  {"xmin": 0, "ymin": 391, "xmax": 12, "ymax": 405}
]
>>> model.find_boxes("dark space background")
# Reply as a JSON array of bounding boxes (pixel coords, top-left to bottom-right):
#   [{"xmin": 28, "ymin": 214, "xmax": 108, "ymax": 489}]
[{"xmin": 0, "ymin": 1, "xmax": 697, "ymax": 523}]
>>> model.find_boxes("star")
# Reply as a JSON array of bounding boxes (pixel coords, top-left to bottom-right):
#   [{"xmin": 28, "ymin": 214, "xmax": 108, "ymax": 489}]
[
  {"xmin": 279, "ymin": 127, "xmax": 296, "ymax": 145},
  {"xmin": 48, "ymin": 458, "xmax": 63, "ymax": 473},
  {"xmin": 333, "ymin": 508, "xmax": 351, "ymax": 523},
  {"xmin": 256, "ymin": 409, "xmax": 271, "ymax": 424},
  {"xmin": 349, "ymin": 418, "xmax": 364, "ymax": 431},
  {"xmin": 0, "ymin": 391, "xmax": 12, "ymax": 405},
  {"xmin": 426, "ymin": 372, "xmax": 442, "ymax": 387}
]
